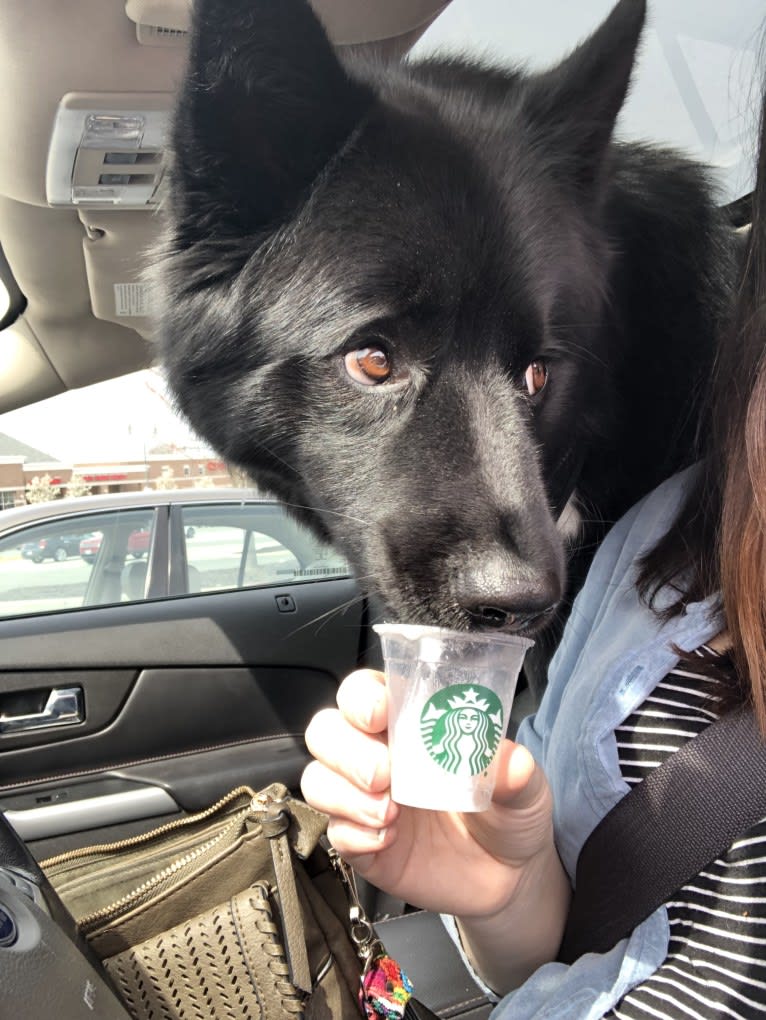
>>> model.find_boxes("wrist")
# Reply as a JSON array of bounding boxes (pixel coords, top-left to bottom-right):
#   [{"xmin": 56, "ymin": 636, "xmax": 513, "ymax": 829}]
[{"xmin": 455, "ymin": 840, "xmax": 570, "ymax": 994}]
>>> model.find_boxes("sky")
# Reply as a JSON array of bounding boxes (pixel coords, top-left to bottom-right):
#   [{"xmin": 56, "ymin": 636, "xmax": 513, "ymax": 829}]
[{"xmin": 0, "ymin": 369, "xmax": 207, "ymax": 465}]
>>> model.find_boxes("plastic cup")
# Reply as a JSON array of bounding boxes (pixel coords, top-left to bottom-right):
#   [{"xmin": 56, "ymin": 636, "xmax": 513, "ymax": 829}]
[{"xmin": 373, "ymin": 624, "xmax": 533, "ymax": 813}]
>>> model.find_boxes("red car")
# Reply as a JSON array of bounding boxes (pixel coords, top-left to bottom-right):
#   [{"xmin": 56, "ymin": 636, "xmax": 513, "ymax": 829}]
[{"xmin": 79, "ymin": 528, "xmax": 150, "ymax": 564}]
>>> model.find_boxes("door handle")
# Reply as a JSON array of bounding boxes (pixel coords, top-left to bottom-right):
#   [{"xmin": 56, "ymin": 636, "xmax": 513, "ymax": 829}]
[{"xmin": 0, "ymin": 687, "xmax": 84, "ymax": 734}]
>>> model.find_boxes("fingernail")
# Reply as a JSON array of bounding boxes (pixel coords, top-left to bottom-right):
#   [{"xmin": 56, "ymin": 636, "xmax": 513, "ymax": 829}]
[
  {"xmin": 368, "ymin": 796, "xmax": 390, "ymax": 825},
  {"xmin": 363, "ymin": 690, "xmax": 385, "ymax": 728},
  {"xmin": 361, "ymin": 759, "xmax": 378, "ymax": 789}
]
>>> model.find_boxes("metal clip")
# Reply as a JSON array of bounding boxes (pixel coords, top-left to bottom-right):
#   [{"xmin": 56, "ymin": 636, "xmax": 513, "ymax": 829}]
[{"xmin": 329, "ymin": 846, "xmax": 385, "ymax": 967}]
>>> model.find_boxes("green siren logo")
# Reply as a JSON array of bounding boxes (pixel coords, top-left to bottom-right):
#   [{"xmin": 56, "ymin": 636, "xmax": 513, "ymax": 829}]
[{"xmin": 420, "ymin": 684, "xmax": 504, "ymax": 776}]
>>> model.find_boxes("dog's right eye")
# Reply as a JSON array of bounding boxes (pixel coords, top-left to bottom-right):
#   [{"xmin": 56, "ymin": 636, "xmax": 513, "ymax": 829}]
[
  {"xmin": 524, "ymin": 360, "xmax": 548, "ymax": 396},
  {"xmin": 344, "ymin": 346, "xmax": 392, "ymax": 386}
]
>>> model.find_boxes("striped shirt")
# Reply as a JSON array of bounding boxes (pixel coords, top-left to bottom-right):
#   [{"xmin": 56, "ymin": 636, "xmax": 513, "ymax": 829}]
[{"xmin": 605, "ymin": 651, "xmax": 766, "ymax": 1019}]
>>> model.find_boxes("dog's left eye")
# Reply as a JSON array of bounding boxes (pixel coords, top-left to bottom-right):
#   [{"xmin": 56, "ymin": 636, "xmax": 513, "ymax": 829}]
[
  {"xmin": 344, "ymin": 345, "xmax": 392, "ymax": 385},
  {"xmin": 524, "ymin": 360, "xmax": 548, "ymax": 396}
]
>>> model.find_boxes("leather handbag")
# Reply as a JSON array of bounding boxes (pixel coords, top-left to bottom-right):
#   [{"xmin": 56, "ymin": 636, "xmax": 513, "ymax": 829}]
[{"xmin": 40, "ymin": 783, "xmax": 420, "ymax": 1020}]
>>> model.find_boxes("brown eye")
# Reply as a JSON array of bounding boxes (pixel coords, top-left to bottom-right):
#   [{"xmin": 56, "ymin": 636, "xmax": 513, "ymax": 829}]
[
  {"xmin": 524, "ymin": 360, "xmax": 548, "ymax": 396},
  {"xmin": 344, "ymin": 345, "xmax": 392, "ymax": 385}
]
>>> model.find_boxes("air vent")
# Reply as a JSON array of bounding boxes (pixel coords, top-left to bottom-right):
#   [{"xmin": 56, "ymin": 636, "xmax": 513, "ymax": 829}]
[
  {"xmin": 125, "ymin": 1, "xmax": 191, "ymax": 46},
  {"xmin": 135, "ymin": 24, "xmax": 188, "ymax": 47}
]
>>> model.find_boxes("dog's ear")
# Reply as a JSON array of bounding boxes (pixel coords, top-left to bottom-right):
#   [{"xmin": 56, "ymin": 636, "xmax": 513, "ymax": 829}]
[
  {"xmin": 524, "ymin": 0, "xmax": 646, "ymax": 188},
  {"xmin": 170, "ymin": 0, "xmax": 373, "ymax": 239}
]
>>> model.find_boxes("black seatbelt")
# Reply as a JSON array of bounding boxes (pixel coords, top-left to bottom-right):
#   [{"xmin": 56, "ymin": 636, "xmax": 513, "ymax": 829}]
[{"xmin": 559, "ymin": 706, "xmax": 766, "ymax": 964}]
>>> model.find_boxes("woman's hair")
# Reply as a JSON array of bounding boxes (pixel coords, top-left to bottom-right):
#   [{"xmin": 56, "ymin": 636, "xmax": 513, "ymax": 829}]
[{"xmin": 637, "ymin": 83, "xmax": 766, "ymax": 733}]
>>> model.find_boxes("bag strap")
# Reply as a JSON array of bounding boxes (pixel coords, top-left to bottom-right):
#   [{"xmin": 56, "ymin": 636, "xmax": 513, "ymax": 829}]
[{"xmin": 558, "ymin": 706, "xmax": 766, "ymax": 963}]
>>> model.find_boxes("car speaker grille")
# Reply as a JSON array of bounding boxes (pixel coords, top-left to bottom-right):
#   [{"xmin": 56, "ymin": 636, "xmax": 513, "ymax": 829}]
[{"xmin": 135, "ymin": 24, "xmax": 188, "ymax": 47}]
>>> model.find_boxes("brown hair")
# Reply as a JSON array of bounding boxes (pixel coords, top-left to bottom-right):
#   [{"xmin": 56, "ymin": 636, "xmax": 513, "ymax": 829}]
[{"xmin": 638, "ymin": 85, "xmax": 766, "ymax": 733}]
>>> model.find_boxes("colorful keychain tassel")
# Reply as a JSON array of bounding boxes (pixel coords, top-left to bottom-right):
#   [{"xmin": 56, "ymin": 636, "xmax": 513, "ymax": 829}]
[{"xmin": 361, "ymin": 954, "xmax": 414, "ymax": 1020}]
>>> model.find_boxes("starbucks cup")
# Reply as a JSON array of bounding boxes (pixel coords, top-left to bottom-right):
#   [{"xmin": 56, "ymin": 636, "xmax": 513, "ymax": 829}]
[{"xmin": 373, "ymin": 624, "xmax": 533, "ymax": 813}]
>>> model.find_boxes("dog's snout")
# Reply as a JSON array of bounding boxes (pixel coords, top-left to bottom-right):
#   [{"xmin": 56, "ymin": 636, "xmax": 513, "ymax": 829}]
[
  {"xmin": 469, "ymin": 604, "xmax": 548, "ymax": 633},
  {"xmin": 472, "ymin": 605, "xmax": 511, "ymax": 628},
  {"xmin": 377, "ymin": 494, "xmax": 565, "ymax": 636},
  {"xmin": 455, "ymin": 561, "xmax": 562, "ymax": 635}
]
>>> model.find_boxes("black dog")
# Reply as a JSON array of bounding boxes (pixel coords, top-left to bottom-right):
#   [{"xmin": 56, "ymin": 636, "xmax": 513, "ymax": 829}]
[{"xmin": 154, "ymin": 0, "xmax": 734, "ymax": 689}]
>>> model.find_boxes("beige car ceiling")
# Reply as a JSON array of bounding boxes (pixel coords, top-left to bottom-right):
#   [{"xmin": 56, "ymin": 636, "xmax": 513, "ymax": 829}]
[{"xmin": 0, "ymin": 0, "xmax": 450, "ymax": 414}]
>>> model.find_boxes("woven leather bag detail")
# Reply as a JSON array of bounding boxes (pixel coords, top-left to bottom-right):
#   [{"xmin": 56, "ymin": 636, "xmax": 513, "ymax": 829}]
[
  {"xmin": 103, "ymin": 882, "xmax": 302, "ymax": 1020},
  {"xmin": 236, "ymin": 884, "xmax": 305, "ymax": 1016}
]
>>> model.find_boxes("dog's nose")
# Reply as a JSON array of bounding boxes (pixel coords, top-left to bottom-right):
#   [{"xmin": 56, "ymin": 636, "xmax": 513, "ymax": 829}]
[
  {"xmin": 469, "ymin": 605, "xmax": 547, "ymax": 632},
  {"xmin": 455, "ymin": 567, "xmax": 561, "ymax": 634}
]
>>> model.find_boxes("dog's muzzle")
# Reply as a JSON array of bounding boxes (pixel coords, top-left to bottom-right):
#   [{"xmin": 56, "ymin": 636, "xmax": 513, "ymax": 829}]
[{"xmin": 468, "ymin": 605, "xmax": 551, "ymax": 632}]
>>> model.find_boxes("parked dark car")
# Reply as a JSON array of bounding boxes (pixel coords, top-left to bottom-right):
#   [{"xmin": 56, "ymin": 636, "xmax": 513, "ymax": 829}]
[
  {"xmin": 19, "ymin": 532, "xmax": 90, "ymax": 563},
  {"xmin": 18, "ymin": 541, "xmax": 40, "ymax": 562}
]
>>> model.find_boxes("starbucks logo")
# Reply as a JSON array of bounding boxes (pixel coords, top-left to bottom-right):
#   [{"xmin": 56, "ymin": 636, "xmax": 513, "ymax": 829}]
[{"xmin": 420, "ymin": 685, "xmax": 504, "ymax": 776}]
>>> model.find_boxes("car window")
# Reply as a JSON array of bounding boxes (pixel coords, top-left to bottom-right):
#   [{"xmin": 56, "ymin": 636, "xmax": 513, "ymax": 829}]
[
  {"xmin": 0, "ymin": 509, "xmax": 155, "ymax": 619},
  {"xmin": 180, "ymin": 503, "xmax": 350, "ymax": 594}
]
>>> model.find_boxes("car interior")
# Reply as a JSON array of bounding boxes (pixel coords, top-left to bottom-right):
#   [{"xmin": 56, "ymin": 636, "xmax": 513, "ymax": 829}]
[{"xmin": 0, "ymin": 1, "xmax": 761, "ymax": 1018}]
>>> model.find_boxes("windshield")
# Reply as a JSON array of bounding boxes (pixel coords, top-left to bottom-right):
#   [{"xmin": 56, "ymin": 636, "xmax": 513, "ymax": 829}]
[{"xmin": 414, "ymin": 0, "xmax": 765, "ymax": 203}]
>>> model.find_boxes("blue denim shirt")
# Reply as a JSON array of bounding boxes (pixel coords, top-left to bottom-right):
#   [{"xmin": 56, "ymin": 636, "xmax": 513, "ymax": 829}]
[{"xmin": 445, "ymin": 466, "xmax": 724, "ymax": 1019}]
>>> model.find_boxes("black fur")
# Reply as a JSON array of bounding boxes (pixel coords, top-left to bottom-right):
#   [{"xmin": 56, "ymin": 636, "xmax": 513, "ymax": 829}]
[{"xmin": 154, "ymin": 0, "xmax": 735, "ymax": 678}]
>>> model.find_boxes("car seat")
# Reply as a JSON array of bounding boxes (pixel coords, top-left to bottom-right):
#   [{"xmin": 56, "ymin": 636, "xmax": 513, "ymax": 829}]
[
  {"xmin": 186, "ymin": 564, "xmax": 202, "ymax": 593},
  {"xmin": 121, "ymin": 561, "xmax": 148, "ymax": 601}
]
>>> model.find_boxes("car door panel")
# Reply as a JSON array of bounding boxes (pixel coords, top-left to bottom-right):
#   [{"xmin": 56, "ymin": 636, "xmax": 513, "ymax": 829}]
[
  {"xmin": 0, "ymin": 573, "xmax": 365, "ymax": 856},
  {"xmin": 6, "ymin": 734, "xmax": 311, "ymax": 861},
  {"xmin": 2, "ymin": 777, "xmax": 179, "ymax": 841},
  {"xmin": 0, "ymin": 669, "xmax": 135, "ymax": 752},
  {"xmin": 0, "ymin": 664, "xmax": 344, "ymax": 786},
  {"xmin": 0, "ymin": 578, "xmax": 361, "ymax": 670}
]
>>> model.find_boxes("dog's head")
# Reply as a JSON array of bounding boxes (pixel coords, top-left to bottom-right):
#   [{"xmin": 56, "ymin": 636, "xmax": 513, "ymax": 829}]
[{"xmin": 155, "ymin": 0, "xmax": 646, "ymax": 634}]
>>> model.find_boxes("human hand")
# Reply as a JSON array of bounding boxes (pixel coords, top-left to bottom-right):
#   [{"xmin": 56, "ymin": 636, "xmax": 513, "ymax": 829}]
[{"xmin": 302, "ymin": 669, "xmax": 556, "ymax": 920}]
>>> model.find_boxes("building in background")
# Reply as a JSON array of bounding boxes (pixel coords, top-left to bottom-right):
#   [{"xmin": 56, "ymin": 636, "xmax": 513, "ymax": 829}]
[{"xmin": 0, "ymin": 432, "xmax": 237, "ymax": 508}]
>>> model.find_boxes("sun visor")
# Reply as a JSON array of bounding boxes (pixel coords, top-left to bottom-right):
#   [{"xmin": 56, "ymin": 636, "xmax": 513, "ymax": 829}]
[
  {"xmin": 124, "ymin": 0, "xmax": 451, "ymax": 47},
  {"xmin": 309, "ymin": 0, "xmax": 452, "ymax": 45},
  {"xmin": 79, "ymin": 209, "xmax": 159, "ymax": 335}
]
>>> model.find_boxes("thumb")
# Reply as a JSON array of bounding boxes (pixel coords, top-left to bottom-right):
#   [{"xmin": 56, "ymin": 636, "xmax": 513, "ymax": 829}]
[
  {"xmin": 491, "ymin": 740, "xmax": 549, "ymax": 812},
  {"xmin": 465, "ymin": 740, "xmax": 554, "ymax": 867}
]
